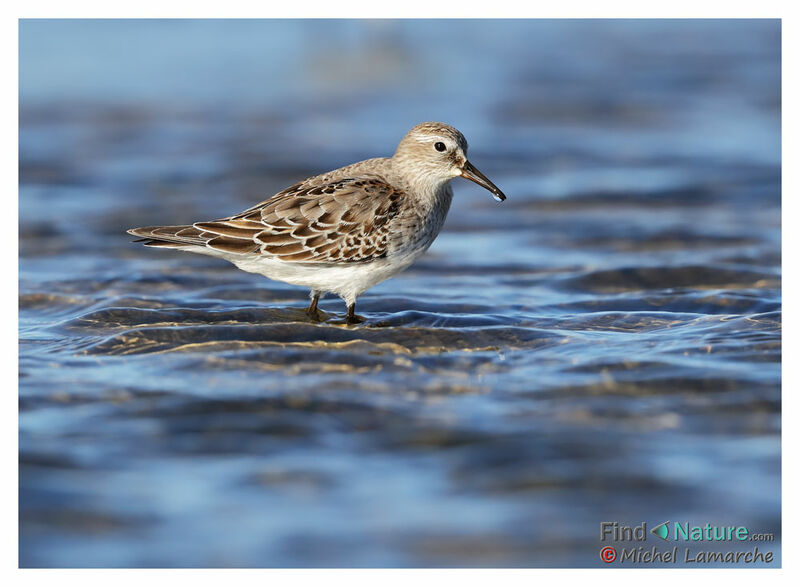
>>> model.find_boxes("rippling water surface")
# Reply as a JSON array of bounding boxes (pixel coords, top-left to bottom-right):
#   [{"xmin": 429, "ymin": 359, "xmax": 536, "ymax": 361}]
[{"xmin": 19, "ymin": 20, "xmax": 780, "ymax": 567}]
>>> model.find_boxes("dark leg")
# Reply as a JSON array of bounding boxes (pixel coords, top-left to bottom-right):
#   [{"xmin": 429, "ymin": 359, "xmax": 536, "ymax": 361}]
[
  {"xmin": 346, "ymin": 302, "xmax": 365, "ymax": 325},
  {"xmin": 306, "ymin": 292, "xmax": 322, "ymax": 321}
]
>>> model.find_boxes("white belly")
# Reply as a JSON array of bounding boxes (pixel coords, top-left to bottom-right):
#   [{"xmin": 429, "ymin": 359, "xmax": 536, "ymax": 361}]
[{"xmin": 229, "ymin": 251, "xmax": 420, "ymax": 305}]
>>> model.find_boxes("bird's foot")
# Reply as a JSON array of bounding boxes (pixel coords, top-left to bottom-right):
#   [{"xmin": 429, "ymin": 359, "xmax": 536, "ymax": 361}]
[
  {"xmin": 345, "ymin": 313, "xmax": 366, "ymax": 325},
  {"xmin": 306, "ymin": 307, "xmax": 324, "ymax": 322},
  {"xmin": 344, "ymin": 303, "xmax": 366, "ymax": 325},
  {"xmin": 305, "ymin": 292, "xmax": 325, "ymax": 322}
]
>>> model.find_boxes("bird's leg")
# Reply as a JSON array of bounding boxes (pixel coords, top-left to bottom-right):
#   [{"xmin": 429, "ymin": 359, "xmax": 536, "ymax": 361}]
[
  {"xmin": 345, "ymin": 302, "xmax": 365, "ymax": 325},
  {"xmin": 306, "ymin": 291, "xmax": 323, "ymax": 322}
]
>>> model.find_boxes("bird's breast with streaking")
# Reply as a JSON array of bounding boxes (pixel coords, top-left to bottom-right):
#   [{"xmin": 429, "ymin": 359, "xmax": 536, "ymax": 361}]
[{"xmin": 388, "ymin": 184, "xmax": 454, "ymax": 258}]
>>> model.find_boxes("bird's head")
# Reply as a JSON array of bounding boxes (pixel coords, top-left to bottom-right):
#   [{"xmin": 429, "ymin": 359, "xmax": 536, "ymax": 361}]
[{"xmin": 392, "ymin": 122, "xmax": 506, "ymax": 202}]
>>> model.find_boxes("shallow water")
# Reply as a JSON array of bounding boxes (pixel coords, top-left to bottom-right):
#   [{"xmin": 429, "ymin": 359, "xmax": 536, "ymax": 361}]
[{"xmin": 19, "ymin": 20, "xmax": 780, "ymax": 567}]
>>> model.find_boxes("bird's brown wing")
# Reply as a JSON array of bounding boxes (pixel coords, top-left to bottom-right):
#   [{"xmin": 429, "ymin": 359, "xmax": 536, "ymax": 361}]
[{"xmin": 129, "ymin": 177, "xmax": 405, "ymax": 264}]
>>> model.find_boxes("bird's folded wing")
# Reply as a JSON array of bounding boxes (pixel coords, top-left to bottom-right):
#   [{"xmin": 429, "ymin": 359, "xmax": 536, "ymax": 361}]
[{"xmin": 193, "ymin": 177, "xmax": 405, "ymax": 263}]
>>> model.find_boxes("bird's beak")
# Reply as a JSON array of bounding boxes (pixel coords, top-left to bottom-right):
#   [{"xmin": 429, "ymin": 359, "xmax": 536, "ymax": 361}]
[{"xmin": 459, "ymin": 160, "xmax": 506, "ymax": 202}]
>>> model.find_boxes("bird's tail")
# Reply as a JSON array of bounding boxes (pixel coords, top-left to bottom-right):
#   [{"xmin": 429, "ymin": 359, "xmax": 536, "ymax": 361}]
[{"xmin": 127, "ymin": 225, "xmax": 208, "ymax": 248}]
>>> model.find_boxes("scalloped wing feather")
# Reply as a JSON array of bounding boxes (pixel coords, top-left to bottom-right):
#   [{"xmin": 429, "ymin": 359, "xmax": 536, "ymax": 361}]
[{"xmin": 130, "ymin": 177, "xmax": 406, "ymax": 263}]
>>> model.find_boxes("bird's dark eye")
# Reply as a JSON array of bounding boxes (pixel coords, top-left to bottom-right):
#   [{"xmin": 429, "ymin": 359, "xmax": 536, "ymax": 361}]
[{"xmin": 434, "ymin": 142, "xmax": 446, "ymax": 152}]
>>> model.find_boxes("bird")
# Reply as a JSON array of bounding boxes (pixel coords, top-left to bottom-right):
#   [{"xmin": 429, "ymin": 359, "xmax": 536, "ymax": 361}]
[{"xmin": 128, "ymin": 122, "xmax": 506, "ymax": 325}]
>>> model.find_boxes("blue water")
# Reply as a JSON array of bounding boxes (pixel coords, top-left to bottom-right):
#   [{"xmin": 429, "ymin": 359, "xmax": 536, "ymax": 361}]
[{"xmin": 19, "ymin": 19, "xmax": 780, "ymax": 567}]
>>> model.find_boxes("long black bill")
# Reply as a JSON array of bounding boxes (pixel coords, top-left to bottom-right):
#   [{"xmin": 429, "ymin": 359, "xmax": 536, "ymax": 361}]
[{"xmin": 460, "ymin": 160, "xmax": 506, "ymax": 202}]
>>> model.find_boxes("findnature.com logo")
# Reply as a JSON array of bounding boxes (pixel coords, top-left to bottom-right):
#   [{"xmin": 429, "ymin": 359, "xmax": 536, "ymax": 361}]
[{"xmin": 599, "ymin": 521, "xmax": 776, "ymax": 565}]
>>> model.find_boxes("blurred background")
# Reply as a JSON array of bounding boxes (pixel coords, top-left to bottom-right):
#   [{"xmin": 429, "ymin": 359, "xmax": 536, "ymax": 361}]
[{"xmin": 19, "ymin": 20, "xmax": 780, "ymax": 567}]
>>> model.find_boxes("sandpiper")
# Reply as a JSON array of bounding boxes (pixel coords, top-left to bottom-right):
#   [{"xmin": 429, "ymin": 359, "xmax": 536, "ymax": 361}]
[{"xmin": 128, "ymin": 122, "xmax": 506, "ymax": 324}]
